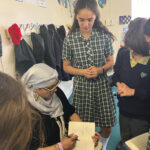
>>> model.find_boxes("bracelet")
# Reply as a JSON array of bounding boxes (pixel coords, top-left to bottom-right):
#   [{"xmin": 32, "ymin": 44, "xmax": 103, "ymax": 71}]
[{"xmin": 58, "ymin": 142, "xmax": 64, "ymax": 150}]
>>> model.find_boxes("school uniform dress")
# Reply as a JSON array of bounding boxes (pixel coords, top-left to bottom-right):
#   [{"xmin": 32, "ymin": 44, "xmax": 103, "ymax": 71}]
[{"xmin": 63, "ymin": 28, "xmax": 116, "ymax": 127}]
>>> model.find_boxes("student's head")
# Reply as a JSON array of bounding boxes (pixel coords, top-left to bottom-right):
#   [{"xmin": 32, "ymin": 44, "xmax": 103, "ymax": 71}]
[
  {"xmin": 22, "ymin": 63, "xmax": 63, "ymax": 119},
  {"xmin": 22, "ymin": 63, "xmax": 59, "ymax": 100},
  {"xmin": 0, "ymin": 72, "xmax": 33, "ymax": 150},
  {"xmin": 144, "ymin": 18, "xmax": 150, "ymax": 47},
  {"xmin": 70, "ymin": 0, "xmax": 115, "ymax": 40},
  {"xmin": 124, "ymin": 17, "xmax": 149, "ymax": 56}
]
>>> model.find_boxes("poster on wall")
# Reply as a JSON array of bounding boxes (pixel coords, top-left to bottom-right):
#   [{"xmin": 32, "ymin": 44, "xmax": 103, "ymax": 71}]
[
  {"xmin": 15, "ymin": 0, "xmax": 23, "ymax": 2},
  {"xmin": 38, "ymin": 0, "xmax": 47, "ymax": 8},
  {"xmin": 57, "ymin": 0, "xmax": 68, "ymax": 8},
  {"xmin": 26, "ymin": 0, "xmax": 36, "ymax": 3},
  {"xmin": 98, "ymin": 0, "xmax": 107, "ymax": 8},
  {"xmin": 119, "ymin": 15, "xmax": 131, "ymax": 25},
  {"xmin": 119, "ymin": 26, "xmax": 128, "ymax": 47},
  {"xmin": 72, "ymin": 0, "xmax": 78, "ymax": 8},
  {"xmin": 68, "ymin": 0, "xmax": 72, "ymax": 17}
]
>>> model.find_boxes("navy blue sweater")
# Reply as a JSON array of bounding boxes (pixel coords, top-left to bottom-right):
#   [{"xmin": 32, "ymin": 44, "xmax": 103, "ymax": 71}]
[{"xmin": 112, "ymin": 47, "xmax": 150, "ymax": 121}]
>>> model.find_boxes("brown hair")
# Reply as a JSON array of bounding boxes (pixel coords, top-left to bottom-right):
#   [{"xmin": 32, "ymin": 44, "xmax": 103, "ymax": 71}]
[
  {"xmin": 0, "ymin": 72, "xmax": 42, "ymax": 150},
  {"xmin": 69, "ymin": 0, "xmax": 115, "ymax": 41},
  {"xmin": 124, "ymin": 17, "xmax": 149, "ymax": 56}
]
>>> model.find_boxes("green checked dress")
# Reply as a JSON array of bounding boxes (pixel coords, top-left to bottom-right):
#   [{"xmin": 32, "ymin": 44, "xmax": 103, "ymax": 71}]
[{"xmin": 62, "ymin": 28, "xmax": 116, "ymax": 127}]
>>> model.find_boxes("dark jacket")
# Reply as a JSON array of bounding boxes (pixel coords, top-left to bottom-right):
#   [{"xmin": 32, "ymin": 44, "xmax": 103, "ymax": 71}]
[
  {"xmin": 31, "ymin": 32, "xmax": 45, "ymax": 63},
  {"xmin": 14, "ymin": 39, "xmax": 36, "ymax": 75},
  {"xmin": 112, "ymin": 47, "xmax": 150, "ymax": 121},
  {"xmin": 40, "ymin": 25, "xmax": 56, "ymax": 69}
]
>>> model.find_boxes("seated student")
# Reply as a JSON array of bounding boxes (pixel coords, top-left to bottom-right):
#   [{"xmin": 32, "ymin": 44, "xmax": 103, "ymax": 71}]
[
  {"xmin": 21, "ymin": 63, "xmax": 99, "ymax": 150},
  {"xmin": 112, "ymin": 17, "xmax": 150, "ymax": 150},
  {"xmin": 0, "ymin": 71, "xmax": 36, "ymax": 150}
]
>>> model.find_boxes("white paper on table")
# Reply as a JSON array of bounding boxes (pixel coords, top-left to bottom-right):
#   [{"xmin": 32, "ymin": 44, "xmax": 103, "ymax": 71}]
[{"xmin": 68, "ymin": 122, "xmax": 95, "ymax": 150}]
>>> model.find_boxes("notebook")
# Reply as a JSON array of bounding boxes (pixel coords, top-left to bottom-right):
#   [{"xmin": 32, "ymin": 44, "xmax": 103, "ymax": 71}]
[{"xmin": 68, "ymin": 121, "xmax": 95, "ymax": 150}]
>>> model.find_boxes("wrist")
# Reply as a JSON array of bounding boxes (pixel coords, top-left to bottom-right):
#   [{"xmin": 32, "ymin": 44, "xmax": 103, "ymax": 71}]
[
  {"xmin": 98, "ymin": 67, "xmax": 104, "ymax": 75},
  {"xmin": 131, "ymin": 89, "xmax": 135, "ymax": 96},
  {"xmin": 58, "ymin": 142, "xmax": 64, "ymax": 150}
]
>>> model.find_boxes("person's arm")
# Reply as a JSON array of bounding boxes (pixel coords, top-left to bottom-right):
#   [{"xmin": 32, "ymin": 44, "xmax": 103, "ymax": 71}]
[
  {"xmin": 117, "ymin": 82, "xmax": 150, "ymax": 101},
  {"xmin": 63, "ymin": 60, "xmax": 91, "ymax": 77},
  {"xmin": 63, "ymin": 56, "xmax": 114, "ymax": 79},
  {"xmin": 37, "ymin": 134, "xmax": 78, "ymax": 150},
  {"xmin": 37, "ymin": 144, "xmax": 59, "ymax": 150},
  {"xmin": 112, "ymin": 47, "xmax": 126, "ymax": 86},
  {"xmin": 97, "ymin": 55, "xmax": 114, "ymax": 74}
]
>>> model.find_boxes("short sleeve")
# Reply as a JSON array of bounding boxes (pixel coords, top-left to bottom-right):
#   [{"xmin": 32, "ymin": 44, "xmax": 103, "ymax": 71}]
[
  {"xmin": 104, "ymin": 34, "xmax": 114, "ymax": 57},
  {"xmin": 62, "ymin": 37, "xmax": 72, "ymax": 61}
]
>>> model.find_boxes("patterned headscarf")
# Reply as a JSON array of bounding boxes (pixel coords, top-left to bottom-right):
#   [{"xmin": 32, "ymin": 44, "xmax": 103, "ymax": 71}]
[{"xmin": 21, "ymin": 63, "xmax": 64, "ymax": 118}]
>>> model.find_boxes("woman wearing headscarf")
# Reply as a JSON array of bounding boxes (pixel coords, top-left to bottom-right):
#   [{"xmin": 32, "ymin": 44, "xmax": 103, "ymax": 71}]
[
  {"xmin": 22, "ymin": 63, "xmax": 80, "ymax": 150},
  {"xmin": 22, "ymin": 63, "xmax": 99, "ymax": 150}
]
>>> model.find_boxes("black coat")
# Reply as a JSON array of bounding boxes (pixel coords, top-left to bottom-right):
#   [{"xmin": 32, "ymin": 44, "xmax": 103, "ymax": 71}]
[
  {"xmin": 14, "ymin": 39, "xmax": 36, "ymax": 75},
  {"xmin": 40, "ymin": 25, "xmax": 56, "ymax": 69},
  {"xmin": 31, "ymin": 32, "xmax": 45, "ymax": 63},
  {"xmin": 40, "ymin": 24, "xmax": 72, "ymax": 81}
]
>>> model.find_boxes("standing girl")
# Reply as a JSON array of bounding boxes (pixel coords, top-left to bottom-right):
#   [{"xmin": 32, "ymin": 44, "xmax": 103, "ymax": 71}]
[{"xmin": 62, "ymin": 0, "xmax": 116, "ymax": 149}]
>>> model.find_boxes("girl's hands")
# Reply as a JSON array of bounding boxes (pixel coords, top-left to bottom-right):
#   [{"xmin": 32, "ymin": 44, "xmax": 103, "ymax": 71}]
[
  {"xmin": 117, "ymin": 82, "xmax": 135, "ymax": 97},
  {"xmin": 83, "ymin": 66, "xmax": 100, "ymax": 79},
  {"xmin": 92, "ymin": 132, "xmax": 100, "ymax": 146}
]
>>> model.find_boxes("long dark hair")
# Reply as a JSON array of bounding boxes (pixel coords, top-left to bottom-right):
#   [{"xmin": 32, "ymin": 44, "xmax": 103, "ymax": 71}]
[
  {"xmin": 69, "ymin": 0, "xmax": 115, "ymax": 41},
  {"xmin": 124, "ymin": 17, "xmax": 149, "ymax": 56},
  {"xmin": 0, "ymin": 72, "xmax": 43, "ymax": 150}
]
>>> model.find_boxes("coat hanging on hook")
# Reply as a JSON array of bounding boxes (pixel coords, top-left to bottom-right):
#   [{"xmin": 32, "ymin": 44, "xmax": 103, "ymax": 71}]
[{"xmin": 8, "ymin": 24, "xmax": 22, "ymax": 45}]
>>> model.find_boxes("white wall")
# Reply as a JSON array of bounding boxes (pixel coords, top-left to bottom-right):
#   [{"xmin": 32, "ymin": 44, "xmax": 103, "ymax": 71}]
[
  {"xmin": 0, "ymin": 0, "xmax": 131, "ymax": 77},
  {"xmin": 0, "ymin": 0, "xmax": 73, "ymax": 77},
  {"xmin": 100, "ymin": 0, "xmax": 131, "ymax": 60}
]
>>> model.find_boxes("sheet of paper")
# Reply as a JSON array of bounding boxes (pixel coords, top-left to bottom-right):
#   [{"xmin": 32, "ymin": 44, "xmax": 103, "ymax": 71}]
[
  {"xmin": 38, "ymin": 0, "xmax": 47, "ymax": 8},
  {"xmin": 125, "ymin": 132, "xmax": 149, "ymax": 150},
  {"xmin": 68, "ymin": 122, "xmax": 95, "ymax": 150},
  {"xmin": 26, "ymin": 0, "xmax": 36, "ymax": 4},
  {"xmin": 15, "ymin": 0, "xmax": 23, "ymax": 2}
]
